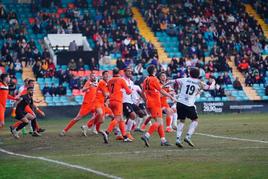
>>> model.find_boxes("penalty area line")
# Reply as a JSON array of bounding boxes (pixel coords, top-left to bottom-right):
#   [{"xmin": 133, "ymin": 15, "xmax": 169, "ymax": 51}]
[
  {"xmin": 196, "ymin": 133, "xmax": 268, "ymax": 144},
  {"xmin": 0, "ymin": 147, "xmax": 122, "ymax": 179}
]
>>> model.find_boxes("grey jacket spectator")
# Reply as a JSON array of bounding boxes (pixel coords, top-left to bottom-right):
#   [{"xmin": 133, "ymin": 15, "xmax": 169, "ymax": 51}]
[{"xmin": 69, "ymin": 40, "xmax": 78, "ymax": 51}]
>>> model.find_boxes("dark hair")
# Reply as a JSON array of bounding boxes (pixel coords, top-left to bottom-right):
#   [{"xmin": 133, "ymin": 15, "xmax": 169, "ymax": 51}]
[
  {"xmin": 190, "ymin": 68, "xmax": 200, "ymax": 79},
  {"xmin": 0, "ymin": 73, "xmax": 8, "ymax": 82},
  {"xmin": 27, "ymin": 87, "xmax": 34, "ymax": 90},
  {"xmin": 102, "ymin": 70, "xmax": 109, "ymax": 76},
  {"xmin": 158, "ymin": 72, "xmax": 166, "ymax": 79},
  {"xmin": 147, "ymin": 65, "xmax": 155, "ymax": 76},
  {"xmin": 28, "ymin": 79, "xmax": 35, "ymax": 84},
  {"xmin": 112, "ymin": 68, "xmax": 120, "ymax": 75},
  {"xmin": 24, "ymin": 78, "xmax": 29, "ymax": 83}
]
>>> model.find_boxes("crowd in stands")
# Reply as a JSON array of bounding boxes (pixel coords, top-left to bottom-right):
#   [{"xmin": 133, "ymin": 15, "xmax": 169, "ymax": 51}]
[
  {"xmin": 250, "ymin": 0, "xmax": 268, "ymax": 20},
  {"xmin": 138, "ymin": 0, "xmax": 268, "ymax": 91},
  {"xmin": 31, "ymin": 0, "xmax": 157, "ymax": 67}
]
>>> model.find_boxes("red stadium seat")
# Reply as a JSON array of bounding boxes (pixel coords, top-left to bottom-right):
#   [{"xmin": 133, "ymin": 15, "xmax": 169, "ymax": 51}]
[
  {"xmin": 72, "ymin": 89, "xmax": 80, "ymax": 96},
  {"xmin": 29, "ymin": 18, "xmax": 35, "ymax": 24}
]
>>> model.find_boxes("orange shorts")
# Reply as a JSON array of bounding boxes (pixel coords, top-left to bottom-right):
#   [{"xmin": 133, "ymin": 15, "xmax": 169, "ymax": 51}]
[
  {"xmin": 147, "ymin": 104, "xmax": 162, "ymax": 118},
  {"xmin": 104, "ymin": 106, "xmax": 113, "ymax": 116},
  {"xmin": 78, "ymin": 104, "xmax": 95, "ymax": 117},
  {"xmin": 109, "ymin": 101, "xmax": 123, "ymax": 116},
  {"xmin": 161, "ymin": 102, "xmax": 170, "ymax": 109}
]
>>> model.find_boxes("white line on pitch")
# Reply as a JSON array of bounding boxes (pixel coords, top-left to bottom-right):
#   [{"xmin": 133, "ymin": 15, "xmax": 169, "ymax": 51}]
[
  {"xmin": 0, "ymin": 148, "xmax": 122, "ymax": 179},
  {"xmin": 196, "ymin": 133, "xmax": 268, "ymax": 144}
]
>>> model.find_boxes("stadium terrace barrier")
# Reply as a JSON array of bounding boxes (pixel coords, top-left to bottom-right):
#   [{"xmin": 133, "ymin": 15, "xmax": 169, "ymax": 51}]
[
  {"xmin": 56, "ymin": 51, "xmax": 97, "ymax": 65},
  {"xmin": 4, "ymin": 101, "xmax": 268, "ymax": 120},
  {"xmin": 196, "ymin": 100, "xmax": 268, "ymax": 113}
]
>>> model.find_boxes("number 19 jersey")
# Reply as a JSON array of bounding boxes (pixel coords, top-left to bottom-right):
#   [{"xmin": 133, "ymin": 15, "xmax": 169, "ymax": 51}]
[{"xmin": 174, "ymin": 77, "xmax": 201, "ymax": 107}]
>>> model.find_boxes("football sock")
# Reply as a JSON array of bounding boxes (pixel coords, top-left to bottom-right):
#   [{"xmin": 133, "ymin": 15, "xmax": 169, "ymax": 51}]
[
  {"xmin": 186, "ymin": 121, "xmax": 198, "ymax": 139},
  {"xmin": 166, "ymin": 116, "xmax": 171, "ymax": 128},
  {"xmin": 106, "ymin": 119, "xmax": 118, "ymax": 133},
  {"xmin": 158, "ymin": 124, "xmax": 165, "ymax": 138},
  {"xmin": 31, "ymin": 118, "xmax": 37, "ymax": 132},
  {"xmin": 126, "ymin": 119, "xmax": 134, "ymax": 132},
  {"xmin": 13, "ymin": 121, "xmax": 23, "ymax": 128},
  {"xmin": 119, "ymin": 120, "xmax": 126, "ymax": 136},
  {"xmin": 147, "ymin": 122, "xmax": 159, "ymax": 136},
  {"xmin": 176, "ymin": 122, "xmax": 185, "ymax": 141},
  {"xmin": 16, "ymin": 122, "xmax": 28, "ymax": 131},
  {"xmin": 136, "ymin": 117, "xmax": 143, "ymax": 129},
  {"xmin": 172, "ymin": 113, "xmax": 178, "ymax": 126},
  {"xmin": 64, "ymin": 119, "xmax": 77, "ymax": 132}
]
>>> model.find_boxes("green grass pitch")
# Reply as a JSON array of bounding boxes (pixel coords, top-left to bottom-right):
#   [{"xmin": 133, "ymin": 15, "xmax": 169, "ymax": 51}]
[{"xmin": 0, "ymin": 113, "xmax": 268, "ymax": 179}]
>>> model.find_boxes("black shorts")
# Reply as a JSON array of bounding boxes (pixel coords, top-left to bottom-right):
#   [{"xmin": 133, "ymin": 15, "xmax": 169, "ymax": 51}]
[
  {"xmin": 176, "ymin": 102, "xmax": 198, "ymax": 120},
  {"xmin": 123, "ymin": 103, "xmax": 141, "ymax": 117},
  {"xmin": 15, "ymin": 110, "xmax": 27, "ymax": 120},
  {"xmin": 138, "ymin": 103, "xmax": 146, "ymax": 110}
]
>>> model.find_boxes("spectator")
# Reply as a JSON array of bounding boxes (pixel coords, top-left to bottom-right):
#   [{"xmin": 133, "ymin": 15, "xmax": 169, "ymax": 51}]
[
  {"xmin": 77, "ymin": 58, "xmax": 84, "ymax": 70},
  {"xmin": 134, "ymin": 62, "xmax": 143, "ymax": 77},
  {"xmin": 238, "ymin": 59, "xmax": 250, "ymax": 73},
  {"xmin": 116, "ymin": 58, "xmax": 126, "ymax": 70},
  {"xmin": 223, "ymin": 72, "xmax": 232, "ymax": 84},
  {"xmin": 69, "ymin": 40, "xmax": 78, "ymax": 51},
  {"xmin": 56, "ymin": 84, "xmax": 67, "ymax": 96},
  {"xmin": 49, "ymin": 83, "xmax": 57, "ymax": 96},
  {"xmin": 245, "ymin": 73, "xmax": 254, "ymax": 86},
  {"xmin": 69, "ymin": 76, "xmax": 80, "ymax": 90},
  {"xmin": 14, "ymin": 60, "xmax": 22, "ymax": 73},
  {"xmin": 42, "ymin": 83, "xmax": 50, "ymax": 96},
  {"xmin": 265, "ymin": 85, "xmax": 268, "ymax": 96},
  {"xmin": 68, "ymin": 59, "xmax": 77, "ymax": 71},
  {"xmin": 47, "ymin": 59, "xmax": 55, "ymax": 77},
  {"xmin": 233, "ymin": 77, "xmax": 243, "ymax": 90}
]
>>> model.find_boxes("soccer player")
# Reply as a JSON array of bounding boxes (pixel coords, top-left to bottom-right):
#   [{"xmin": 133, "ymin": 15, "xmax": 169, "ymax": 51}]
[
  {"xmin": 159, "ymin": 72, "xmax": 175, "ymax": 132},
  {"xmin": 164, "ymin": 67, "xmax": 215, "ymax": 147},
  {"xmin": 60, "ymin": 72, "xmax": 97, "ymax": 136},
  {"xmin": 122, "ymin": 67, "xmax": 137, "ymax": 140},
  {"xmin": 10, "ymin": 87, "xmax": 44, "ymax": 138},
  {"xmin": 81, "ymin": 71, "xmax": 112, "ymax": 136},
  {"xmin": 101, "ymin": 68, "xmax": 132, "ymax": 143},
  {"xmin": 11, "ymin": 79, "xmax": 45, "ymax": 133},
  {"xmin": 132, "ymin": 84, "xmax": 148, "ymax": 132},
  {"xmin": 140, "ymin": 65, "xmax": 176, "ymax": 147},
  {"xmin": 0, "ymin": 74, "xmax": 17, "ymax": 128}
]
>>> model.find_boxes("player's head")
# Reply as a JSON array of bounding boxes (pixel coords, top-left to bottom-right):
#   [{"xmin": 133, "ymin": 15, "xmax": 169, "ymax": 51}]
[
  {"xmin": 190, "ymin": 67, "xmax": 200, "ymax": 79},
  {"xmin": 102, "ymin": 70, "xmax": 109, "ymax": 81},
  {"xmin": 147, "ymin": 65, "xmax": 156, "ymax": 76},
  {"xmin": 27, "ymin": 86, "xmax": 34, "ymax": 96},
  {"xmin": 112, "ymin": 67, "xmax": 120, "ymax": 76},
  {"xmin": 90, "ymin": 71, "xmax": 96, "ymax": 82},
  {"xmin": 24, "ymin": 78, "xmax": 29, "ymax": 85},
  {"xmin": 158, "ymin": 72, "xmax": 167, "ymax": 82},
  {"xmin": 124, "ymin": 67, "xmax": 132, "ymax": 78},
  {"xmin": 28, "ymin": 79, "xmax": 35, "ymax": 87},
  {"xmin": 0, "ymin": 73, "xmax": 10, "ymax": 84}
]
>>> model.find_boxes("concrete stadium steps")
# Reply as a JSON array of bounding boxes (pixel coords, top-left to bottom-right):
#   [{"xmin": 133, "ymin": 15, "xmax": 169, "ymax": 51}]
[
  {"xmin": 227, "ymin": 57, "xmax": 261, "ymax": 100},
  {"xmin": 131, "ymin": 7, "xmax": 170, "ymax": 63},
  {"xmin": 22, "ymin": 65, "xmax": 47, "ymax": 106},
  {"xmin": 244, "ymin": 4, "xmax": 268, "ymax": 38}
]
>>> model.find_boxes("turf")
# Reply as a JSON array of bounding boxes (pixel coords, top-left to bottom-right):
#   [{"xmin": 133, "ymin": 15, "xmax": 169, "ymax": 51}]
[{"xmin": 0, "ymin": 113, "xmax": 268, "ymax": 179}]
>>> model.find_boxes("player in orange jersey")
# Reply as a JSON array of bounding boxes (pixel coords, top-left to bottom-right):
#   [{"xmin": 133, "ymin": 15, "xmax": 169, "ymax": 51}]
[
  {"xmin": 0, "ymin": 74, "xmax": 17, "ymax": 128},
  {"xmin": 100, "ymin": 68, "xmax": 132, "ymax": 143},
  {"xmin": 60, "ymin": 72, "xmax": 97, "ymax": 136},
  {"xmin": 159, "ymin": 72, "xmax": 175, "ymax": 132},
  {"xmin": 141, "ymin": 65, "xmax": 176, "ymax": 147},
  {"xmin": 81, "ymin": 71, "xmax": 112, "ymax": 136}
]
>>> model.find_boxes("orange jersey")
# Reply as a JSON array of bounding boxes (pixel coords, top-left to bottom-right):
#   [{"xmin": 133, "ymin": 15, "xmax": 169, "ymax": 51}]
[
  {"xmin": 160, "ymin": 86, "xmax": 170, "ymax": 106},
  {"xmin": 0, "ymin": 82, "xmax": 16, "ymax": 108},
  {"xmin": 94, "ymin": 80, "xmax": 109, "ymax": 105},
  {"xmin": 82, "ymin": 80, "xmax": 97, "ymax": 105},
  {"xmin": 19, "ymin": 87, "xmax": 27, "ymax": 96},
  {"xmin": 142, "ymin": 76, "xmax": 161, "ymax": 107},
  {"xmin": 108, "ymin": 77, "xmax": 131, "ymax": 103}
]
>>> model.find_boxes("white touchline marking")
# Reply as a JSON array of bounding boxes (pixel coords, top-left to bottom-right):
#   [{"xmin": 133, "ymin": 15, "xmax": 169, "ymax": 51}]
[
  {"xmin": 0, "ymin": 148, "xmax": 122, "ymax": 179},
  {"xmin": 196, "ymin": 133, "xmax": 268, "ymax": 144}
]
